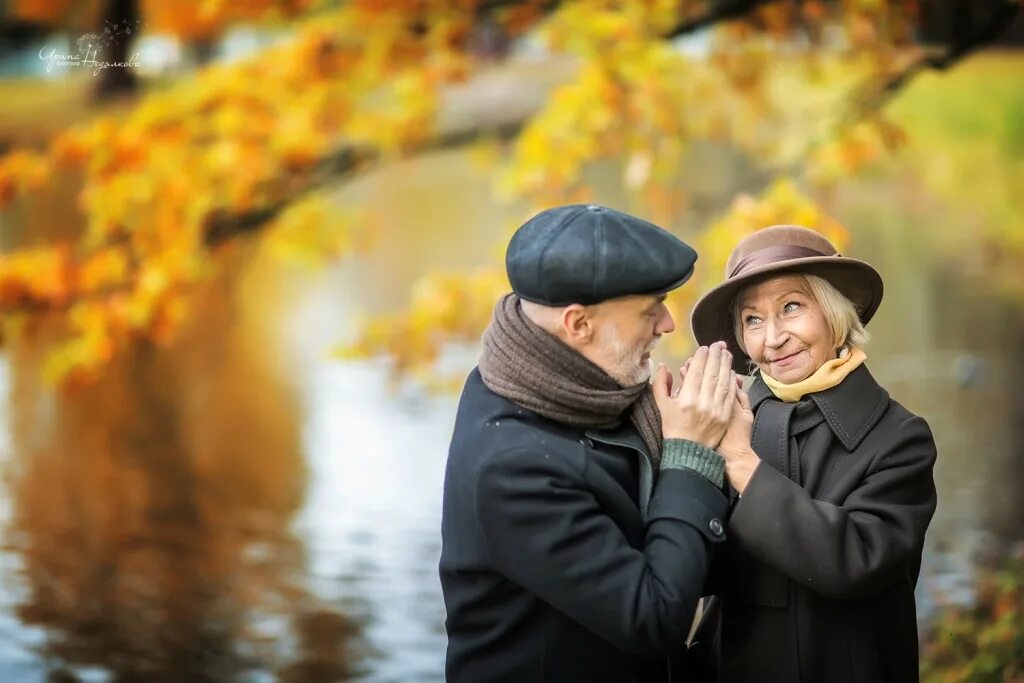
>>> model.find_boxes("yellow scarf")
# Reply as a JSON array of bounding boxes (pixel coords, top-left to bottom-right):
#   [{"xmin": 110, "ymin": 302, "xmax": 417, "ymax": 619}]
[{"xmin": 760, "ymin": 346, "xmax": 867, "ymax": 402}]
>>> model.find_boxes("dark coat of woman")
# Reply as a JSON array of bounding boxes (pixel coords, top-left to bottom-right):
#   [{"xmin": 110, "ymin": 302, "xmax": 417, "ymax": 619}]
[{"xmin": 706, "ymin": 364, "xmax": 937, "ymax": 683}]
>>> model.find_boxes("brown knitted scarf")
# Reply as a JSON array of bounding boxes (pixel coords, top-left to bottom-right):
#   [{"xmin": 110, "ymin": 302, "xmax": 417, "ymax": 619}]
[{"xmin": 478, "ymin": 293, "xmax": 664, "ymax": 466}]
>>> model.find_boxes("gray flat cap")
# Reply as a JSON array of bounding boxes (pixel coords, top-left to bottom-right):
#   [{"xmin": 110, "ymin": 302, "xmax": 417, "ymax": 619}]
[{"xmin": 505, "ymin": 204, "xmax": 697, "ymax": 306}]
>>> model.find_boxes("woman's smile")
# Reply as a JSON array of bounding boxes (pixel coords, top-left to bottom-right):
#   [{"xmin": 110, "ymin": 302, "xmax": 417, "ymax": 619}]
[{"xmin": 769, "ymin": 350, "xmax": 803, "ymax": 367}]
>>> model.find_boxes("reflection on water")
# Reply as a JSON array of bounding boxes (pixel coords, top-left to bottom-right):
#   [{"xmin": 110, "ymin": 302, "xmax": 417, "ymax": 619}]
[
  {"xmin": 0, "ymin": 233, "xmax": 456, "ymax": 682},
  {"xmin": 0, "ymin": 352, "xmax": 454, "ymax": 683},
  {"xmin": 296, "ymin": 361, "xmax": 452, "ymax": 682},
  {"xmin": 0, "ymin": 263, "xmax": 361, "ymax": 681}
]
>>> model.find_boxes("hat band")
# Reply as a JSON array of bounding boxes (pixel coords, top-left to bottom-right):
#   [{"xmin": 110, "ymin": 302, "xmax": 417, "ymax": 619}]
[{"xmin": 728, "ymin": 245, "xmax": 831, "ymax": 278}]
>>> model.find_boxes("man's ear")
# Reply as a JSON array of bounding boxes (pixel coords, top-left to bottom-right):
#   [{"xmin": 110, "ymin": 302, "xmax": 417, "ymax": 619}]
[{"xmin": 561, "ymin": 304, "xmax": 594, "ymax": 344}]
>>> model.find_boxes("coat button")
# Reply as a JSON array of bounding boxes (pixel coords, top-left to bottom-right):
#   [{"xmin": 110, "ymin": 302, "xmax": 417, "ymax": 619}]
[{"xmin": 709, "ymin": 519, "xmax": 724, "ymax": 537}]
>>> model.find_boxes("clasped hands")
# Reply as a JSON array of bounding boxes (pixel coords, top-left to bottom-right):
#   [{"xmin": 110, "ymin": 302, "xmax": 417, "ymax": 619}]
[{"xmin": 652, "ymin": 341, "xmax": 761, "ymax": 494}]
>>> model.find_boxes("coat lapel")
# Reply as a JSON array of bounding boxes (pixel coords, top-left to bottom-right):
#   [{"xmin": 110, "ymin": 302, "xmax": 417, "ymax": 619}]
[
  {"xmin": 747, "ymin": 364, "xmax": 889, "ymax": 452},
  {"xmin": 586, "ymin": 426, "xmax": 653, "ymax": 518},
  {"xmin": 751, "ymin": 400, "xmax": 797, "ymax": 481},
  {"xmin": 808, "ymin": 365, "xmax": 889, "ymax": 451}
]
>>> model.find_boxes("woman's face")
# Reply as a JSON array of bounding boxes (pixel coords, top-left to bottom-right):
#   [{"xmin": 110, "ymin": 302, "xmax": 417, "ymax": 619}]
[{"xmin": 738, "ymin": 275, "xmax": 834, "ymax": 384}]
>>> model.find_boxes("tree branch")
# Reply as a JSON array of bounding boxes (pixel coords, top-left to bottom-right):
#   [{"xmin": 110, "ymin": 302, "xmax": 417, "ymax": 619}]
[
  {"xmin": 851, "ymin": 0, "xmax": 1021, "ymax": 118},
  {"xmin": 666, "ymin": 0, "xmax": 781, "ymax": 38},
  {"xmin": 203, "ymin": 122, "xmax": 523, "ymax": 246}
]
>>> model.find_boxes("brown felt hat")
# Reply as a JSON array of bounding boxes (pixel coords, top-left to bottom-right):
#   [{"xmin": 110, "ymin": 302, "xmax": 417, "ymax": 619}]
[{"xmin": 690, "ymin": 225, "xmax": 884, "ymax": 372}]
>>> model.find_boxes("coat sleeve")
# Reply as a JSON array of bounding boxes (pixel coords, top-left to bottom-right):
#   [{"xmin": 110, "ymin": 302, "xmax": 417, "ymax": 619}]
[
  {"xmin": 728, "ymin": 413, "xmax": 937, "ymax": 601},
  {"xmin": 474, "ymin": 446, "xmax": 729, "ymax": 656}
]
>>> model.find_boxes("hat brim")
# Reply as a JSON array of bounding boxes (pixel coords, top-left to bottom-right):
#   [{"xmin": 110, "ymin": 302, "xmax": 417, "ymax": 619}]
[{"xmin": 689, "ymin": 256, "xmax": 883, "ymax": 373}]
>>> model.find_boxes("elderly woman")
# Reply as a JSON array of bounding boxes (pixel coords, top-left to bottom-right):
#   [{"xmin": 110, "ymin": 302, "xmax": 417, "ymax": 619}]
[{"xmin": 688, "ymin": 225, "xmax": 937, "ymax": 683}]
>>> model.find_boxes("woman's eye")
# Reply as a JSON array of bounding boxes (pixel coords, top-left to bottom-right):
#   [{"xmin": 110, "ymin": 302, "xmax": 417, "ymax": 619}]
[
  {"xmin": 784, "ymin": 301, "xmax": 800, "ymax": 313},
  {"xmin": 744, "ymin": 315, "xmax": 762, "ymax": 326}
]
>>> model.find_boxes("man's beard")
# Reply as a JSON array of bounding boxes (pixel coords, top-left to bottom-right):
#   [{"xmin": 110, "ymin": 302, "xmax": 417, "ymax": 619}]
[{"xmin": 602, "ymin": 327, "xmax": 657, "ymax": 387}]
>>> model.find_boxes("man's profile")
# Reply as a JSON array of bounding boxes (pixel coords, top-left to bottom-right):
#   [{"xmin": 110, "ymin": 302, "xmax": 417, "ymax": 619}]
[{"xmin": 440, "ymin": 204, "xmax": 735, "ymax": 682}]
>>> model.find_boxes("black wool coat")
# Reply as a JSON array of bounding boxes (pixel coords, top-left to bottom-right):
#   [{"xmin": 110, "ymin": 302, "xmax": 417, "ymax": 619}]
[
  {"xmin": 708, "ymin": 364, "xmax": 937, "ymax": 683},
  {"xmin": 440, "ymin": 368, "xmax": 730, "ymax": 683}
]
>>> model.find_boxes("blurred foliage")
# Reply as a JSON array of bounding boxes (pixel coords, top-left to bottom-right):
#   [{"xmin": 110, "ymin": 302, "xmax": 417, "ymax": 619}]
[
  {"xmin": 9, "ymin": 0, "xmax": 323, "ymax": 37},
  {"xmin": 334, "ymin": 267, "xmax": 510, "ymax": 386},
  {"xmin": 2, "ymin": 0, "xmax": 461, "ymax": 384},
  {"xmin": 263, "ymin": 197, "xmax": 365, "ymax": 268},
  {"xmin": 334, "ymin": 178, "xmax": 849, "ymax": 381},
  {"xmin": 921, "ymin": 547, "xmax": 1024, "ymax": 683},
  {"xmin": 0, "ymin": 0, "xmax": 1018, "ymax": 387}
]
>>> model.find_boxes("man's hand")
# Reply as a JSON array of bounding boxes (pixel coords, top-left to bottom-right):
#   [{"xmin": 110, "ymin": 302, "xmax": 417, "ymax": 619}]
[
  {"xmin": 717, "ymin": 389, "xmax": 761, "ymax": 494},
  {"xmin": 652, "ymin": 341, "xmax": 736, "ymax": 449}
]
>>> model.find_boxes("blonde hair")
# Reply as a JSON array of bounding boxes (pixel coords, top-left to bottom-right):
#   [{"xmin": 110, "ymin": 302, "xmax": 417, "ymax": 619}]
[{"xmin": 731, "ymin": 273, "xmax": 870, "ymax": 358}]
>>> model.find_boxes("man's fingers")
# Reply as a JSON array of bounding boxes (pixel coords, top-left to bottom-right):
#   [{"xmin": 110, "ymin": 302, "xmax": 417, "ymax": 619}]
[
  {"xmin": 676, "ymin": 361, "xmax": 690, "ymax": 397},
  {"xmin": 700, "ymin": 342, "xmax": 725, "ymax": 403},
  {"xmin": 680, "ymin": 346, "xmax": 708, "ymax": 397},
  {"xmin": 674, "ymin": 363, "xmax": 690, "ymax": 398},
  {"xmin": 652, "ymin": 363, "xmax": 669, "ymax": 401},
  {"xmin": 720, "ymin": 371, "xmax": 737, "ymax": 423},
  {"xmin": 713, "ymin": 352, "xmax": 735, "ymax": 406}
]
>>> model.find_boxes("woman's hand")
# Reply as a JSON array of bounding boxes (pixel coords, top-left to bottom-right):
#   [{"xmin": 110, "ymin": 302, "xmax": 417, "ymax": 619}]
[
  {"xmin": 652, "ymin": 341, "xmax": 736, "ymax": 449},
  {"xmin": 717, "ymin": 389, "xmax": 761, "ymax": 494}
]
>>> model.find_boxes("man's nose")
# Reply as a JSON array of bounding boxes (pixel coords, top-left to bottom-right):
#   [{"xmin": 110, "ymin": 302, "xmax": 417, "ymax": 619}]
[{"xmin": 656, "ymin": 306, "xmax": 676, "ymax": 335}]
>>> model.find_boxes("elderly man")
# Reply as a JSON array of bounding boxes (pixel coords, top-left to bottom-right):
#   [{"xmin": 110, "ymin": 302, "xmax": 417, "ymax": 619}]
[{"xmin": 440, "ymin": 204, "xmax": 737, "ymax": 682}]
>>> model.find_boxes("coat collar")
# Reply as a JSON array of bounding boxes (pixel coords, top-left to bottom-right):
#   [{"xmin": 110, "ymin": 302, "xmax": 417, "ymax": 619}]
[
  {"xmin": 585, "ymin": 422, "xmax": 649, "ymax": 455},
  {"xmin": 747, "ymin": 364, "xmax": 890, "ymax": 451}
]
